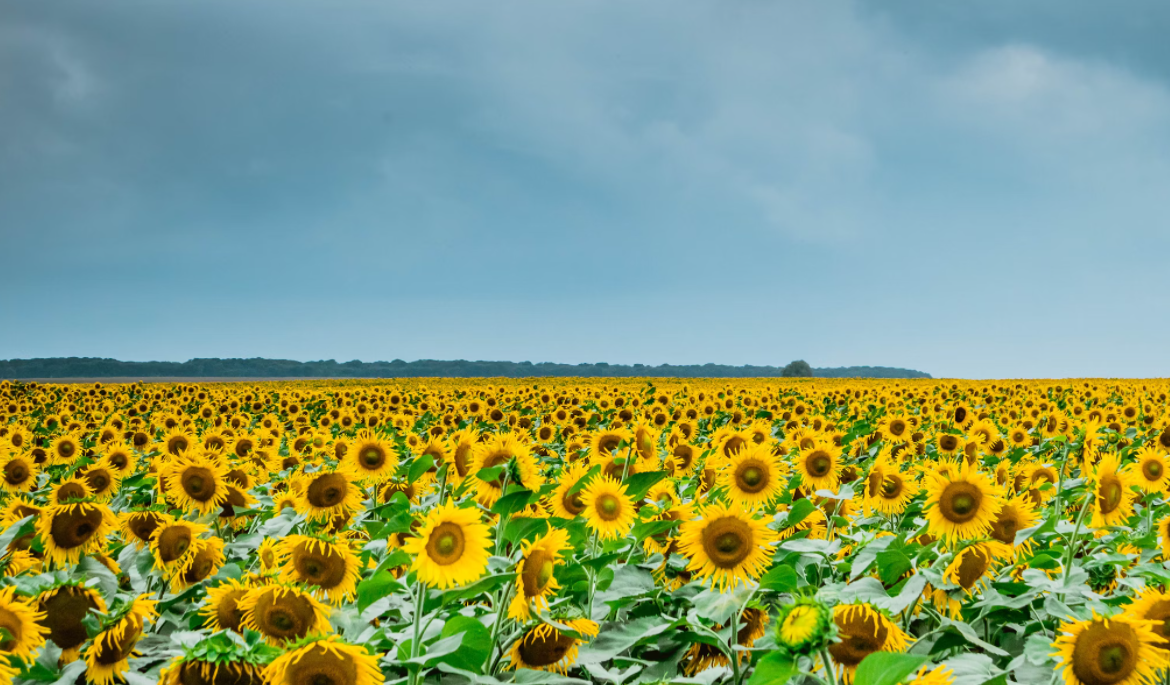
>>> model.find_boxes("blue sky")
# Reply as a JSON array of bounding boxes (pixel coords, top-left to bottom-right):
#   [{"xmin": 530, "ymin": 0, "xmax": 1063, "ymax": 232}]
[{"xmin": 3, "ymin": 1, "xmax": 1170, "ymax": 379}]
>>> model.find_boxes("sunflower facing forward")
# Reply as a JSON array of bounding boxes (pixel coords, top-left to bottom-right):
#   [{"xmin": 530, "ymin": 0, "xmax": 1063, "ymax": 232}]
[
  {"xmin": 296, "ymin": 466, "xmax": 365, "ymax": 523},
  {"xmin": 37, "ymin": 500, "xmax": 117, "ymax": 565},
  {"xmin": 0, "ymin": 586, "xmax": 48, "ymax": 664},
  {"xmin": 1053, "ymin": 613, "xmax": 1168, "ymax": 685},
  {"xmin": 238, "ymin": 584, "xmax": 332, "ymax": 645},
  {"xmin": 548, "ymin": 462, "xmax": 593, "ymax": 520},
  {"xmin": 403, "ymin": 500, "xmax": 492, "ymax": 589},
  {"xmin": 164, "ymin": 452, "xmax": 231, "ymax": 516},
  {"xmin": 795, "ymin": 438, "xmax": 841, "ymax": 493},
  {"xmin": 678, "ymin": 501, "xmax": 778, "ymax": 590},
  {"xmin": 344, "ymin": 429, "xmax": 399, "ymax": 483},
  {"xmin": 580, "ymin": 476, "xmax": 636, "ymax": 541},
  {"xmin": 924, "ymin": 461, "xmax": 1004, "ymax": 543},
  {"xmin": 719, "ymin": 443, "xmax": 785, "ymax": 508}
]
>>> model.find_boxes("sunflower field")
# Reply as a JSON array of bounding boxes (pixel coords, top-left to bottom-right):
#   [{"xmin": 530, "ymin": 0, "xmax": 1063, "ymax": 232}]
[{"xmin": 0, "ymin": 378, "xmax": 1167, "ymax": 685}]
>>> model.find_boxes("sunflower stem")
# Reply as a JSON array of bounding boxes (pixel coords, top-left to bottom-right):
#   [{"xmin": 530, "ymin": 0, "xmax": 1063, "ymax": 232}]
[
  {"xmin": 409, "ymin": 579, "xmax": 427, "ymax": 685},
  {"xmin": 819, "ymin": 646, "xmax": 838, "ymax": 685},
  {"xmin": 1062, "ymin": 493, "xmax": 1094, "ymax": 586},
  {"xmin": 483, "ymin": 582, "xmax": 514, "ymax": 674},
  {"xmin": 729, "ymin": 608, "xmax": 742, "ymax": 685}
]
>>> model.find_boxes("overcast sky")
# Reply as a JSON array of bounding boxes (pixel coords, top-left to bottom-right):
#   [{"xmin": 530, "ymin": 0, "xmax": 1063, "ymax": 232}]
[{"xmin": 3, "ymin": 1, "xmax": 1170, "ymax": 379}]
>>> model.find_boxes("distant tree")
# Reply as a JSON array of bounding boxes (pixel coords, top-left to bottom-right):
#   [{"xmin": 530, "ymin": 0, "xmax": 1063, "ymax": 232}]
[{"xmin": 782, "ymin": 360, "xmax": 814, "ymax": 377}]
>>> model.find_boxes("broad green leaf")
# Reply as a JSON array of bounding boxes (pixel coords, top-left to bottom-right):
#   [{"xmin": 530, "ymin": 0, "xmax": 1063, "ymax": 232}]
[
  {"xmin": 491, "ymin": 489, "xmax": 535, "ymax": 517},
  {"xmin": 747, "ymin": 652, "xmax": 799, "ymax": 685},
  {"xmin": 852, "ymin": 652, "xmax": 929, "ymax": 685},
  {"xmin": 758, "ymin": 565, "xmax": 798, "ymax": 593},
  {"xmin": 624, "ymin": 471, "xmax": 668, "ymax": 501},
  {"xmin": 357, "ymin": 571, "xmax": 403, "ymax": 612},
  {"xmin": 408, "ymin": 454, "xmax": 435, "ymax": 483}
]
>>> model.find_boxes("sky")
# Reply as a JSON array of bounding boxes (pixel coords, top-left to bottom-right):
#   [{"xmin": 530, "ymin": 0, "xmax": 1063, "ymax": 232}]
[{"xmin": 3, "ymin": 1, "xmax": 1170, "ymax": 379}]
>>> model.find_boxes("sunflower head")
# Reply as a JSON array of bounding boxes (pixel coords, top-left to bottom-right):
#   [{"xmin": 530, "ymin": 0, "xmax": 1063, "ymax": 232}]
[
  {"xmin": 37, "ymin": 583, "xmax": 106, "ymax": 659},
  {"xmin": 402, "ymin": 501, "xmax": 492, "ymax": 589},
  {"xmin": 580, "ymin": 476, "xmax": 636, "ymax": 541},
  {"xmin": 84, "ymin": 596, "xmax": 157, "ymax": 685},
  {"xmin": 263, "ymin": 634, "xmax": 384, "ymax": 685},
  {"xmin": 775, "ymin": 596, "xmax": 834, "ymax": 656},
  {"xmin": 828, "ymin": 603, "xmax": 909, "ymax": 681},
  {"xmin": 165, "ymin": 452, "xmax": 231, "ymax": 516},
  {"xmin": 1054, "ymin": 613, "xmax": 1169, "ymax": 685},
  {"xmin": 924, "ymin": 461, "xmax": 1004, "ymax": 543},
  {"xmin": 720, "ymin": 443, "xmax": 785, "ymax": 508},
  {"xmin": 297, "ymin": 467, "xmax": 364, "ymax": 523},
  {"xmin": 278, "ymin": 535, "xmax": 361, "ymax": 604},
  {"xmin": 507, "ymin": 619, "xmax": 599, "ymax": 675},
  {"xmin": 36, "ymin": 501, "xmax": 117, "ymax": 566},
  {"xmin": 678, "ymin": 501, "xmax": 778, "ymax": 591},
  {"xmin": 239, "ymin": 584, "xmax": 331, "ymax": 645}
]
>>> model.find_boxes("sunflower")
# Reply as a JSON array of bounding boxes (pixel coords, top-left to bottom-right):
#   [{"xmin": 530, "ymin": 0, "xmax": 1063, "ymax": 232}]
[
  {"xmin": 258, "ymin": 537, "xmax": 281, "ymax": 572},
  {"xmin": 0, "ymin": 586, "xmax": 47, "ymax": 664},
  {"xmin": 874, "ymin": 467, "xmax": 918, "ymax": 516},
  {"xmin": 923, "ymin": 461, "xmax": 1004, "ymax": 543},
  {"xmin": 296, "ymin": 466, "xmax": 364, "ymax": 523},
  {"xmin": 343, "ymin": 429, "xmax": 399, "ymax": 483},
  {"xmin": 118, "ymin": 509, "xmax": 173, "ymax": 549},
  {"xmin": 81, "ymin": 459, "xmax": 123, "ymax": 502},
  {"xmin": 264, "ymin": 634, "xmax": 383, "ymax": 685},
  {"xmin": 588, "ymin": 428, "xmax": 633, "ymax": 463},
  {"xmin": 988, "ymin": 494, "xmax": 1040, "ymax": 554},
  {"xmin": 796, "ymin": 439, "xmax": 841, "ymax": 493},
  {"xmin": 402, "ymin": 501, "xmax": 492, "ymax": 589},
  {"xmin": 238, "ymin": 584, "xmax": 331, "ymax": 645},
  {"xmin": 200, "ymin": 578, "xmax": 251, "ymax": 633},
  {"xmin": 0, "ymin": 452, "xmax": 37, "ymax": 494},
  {"xmin": 161, "ymin": 427, "xmax": 195, "ymax": 457},
  {"xmin": 1128, "ymin": 447, "xmax": 1169, "ymax": 494},
  {"xmin": 683, "ymin": 607, "xmax": 768, "ymax": 675},
  {"xmin": 665, "ymin": 442, "xmax": 700, "ymax": 477},
  {"xmin": 278, "ymin": 535, "xmax": 362, "ymax": 604},
  {"xmin": 161, "ymin": 658, "xmax": 266, "ymax": 685},
  {"xmin": 944, "ymin": 541, "xmax": 1012, "ymax": 593},
  {"xmin": 678, "ymin": 501, "xmax": 777, "ymax": 591},
  {"xmin": 49, "ymin": 433, "xmax": 82, "ymax": 466},
  {"xmin": 1125, "ymin": 588, "xmax": 1170, "ymax": 647},
  {"xmin": 506, "ymin": 619, "xmax": 599, "ymax": 675},
  {"xmin": 936, "ymin": 433, "xmax": 963, "ymax": 456},
  {"xmin": 580, "ymin": 476, "xmax": 636, "ymax": 541},
  {"xmin": 472, "ymin": 433, "xmax": 543, "ymax": 505},
  {"xmin": 827, "ymin": 603, "xmax": 910, "ymax": 683},
  {"xmin": 1053, "ymin": 613, "xmax": 1168, "ymax": 685},
  {"xmin": 641, "ymin": 501, "xmax": 694, "ymax": 557},
  {"xmin": 912, "ymin": 665, "xmax": 956, "ymax": 685},
  {"xmin": 49, "ymin": 477, "xmax": 92, "ymax": 506},
  {"xmin": 719, "ymin": 443, "xmax": 785, "ymax": 508},
  {"xmin": 150, "ymin": 520, "xmax": 212, "ymax": 580},
  {"xmin": 99, "ymin": 441, "xmax": 137, "ymax": 477},
  {"xmin": 442, "ymin": 427, "xmax": 479, "ymax": 485},
  {"xmin": 548, "ymin": 463, "xmax": 593, "ymax": 519},
  {"xmin": 508, "ymin": 528, "xmax": 570, "ymax": 620},
  {"xmin": 164, "ymin": 452, "xmax": 231, "ymax": 516},
  {"xmin": 36, "ymin": 583, "xmax": 106, "ymax": 663},
  {"xmin": 775, "ymin": 597, "xmax": 834, "ymax": 656},
  {"xmin": 36, "ymin": 501, "xmax": 117, "ymax": 565},
  {"xmin": 171, "ymin": 535, "xmax": 225, "ymax": 591},
  {"xmin": 1089, "ymin": 453, "xmax": 1138, "ymax": 529},
  {"xmin": 84, "ymin": 596, "xmax": 157, "ymax": 685}
]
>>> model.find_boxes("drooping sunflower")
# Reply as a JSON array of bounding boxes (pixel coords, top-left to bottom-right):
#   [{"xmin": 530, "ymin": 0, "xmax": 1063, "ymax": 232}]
[
  {"xmin": 0, "ymin": 586, "xmax": 48, "ymax": 663},
  {"xmin": 0, "ymin": 452, "xmax": 38, "ymax": 493},
  {"xmin": 1089, "ymin": 453, "xmax": 1138, "ymax": 529},
  {"xmin": 36, "ymin": 501, "xmax": 117, "ymax": 565},
  {"xmin": 508, "ymin": 528, "xmax": 570, "ymax": 620},
  {"xmin": 1127, "ymin": 447, "xmax": 1169, "ymax": 494},
  {"xmin": 264, "ymin": 634, "xmax": 384, "ymax": 685},
  {"xmin": 164, "ymin": 452, "xmax": 231, "ymax": 516},
  {"xmin": 84, "ymin": 596, "xmax": 157, "ymax": 685},
  {"xmin": 796, "ymin": 439, "xmax": 841, "ymax": 493},
  {"xmin": 719, "ymin": 443, "xmax": 785, "ymax": 508},
  {"xmin": 296, "ymin": 466, "xmax": 364, "ymax": 523},
  {"xmin": 160, "ymin": 657, "xmax": 266, "ymax": 685},
  {"xmin": 827, "ymin": 603, "xmax": 910, "ymax": 683},
  {"xmin": 171, "ymin": 535, "xmax": 225, "ymax": 592},
  {"xmin": 923, "ymin": 461, "xmax": 1004, "ymax": 543},
  {"xmin": 200, "ymin": 578, "xmax": 251, "ymax": 633},
  {"xmin": 343, "ymin": 429, "xmax": 399, "ymax": 483},
  {"xmin": 548, "ymin": 463, "xmax": 593, "ymax": 520},
  {"xmin": 580, "ymin": 476, "xmax": 636, "ymax": 541},
  {"xmin": 36, "ymin": 583, "xmax": 107, "ymax": 663},
  {"xmin": 678, "ymin": 501, "xmax": 778, "ymax": 591},
  {"xmin": 1053, "ymin": 613, "xmax": 1168, "ymax": 685},
  {"xmin": 118, "ymin": 509, "xmax": 173, "ymax": 549},
  {"xmin": 444, "ymin": 427, "xmax": 479, "ymax": 484},
  {"xmin": 277, "ymin": 535, "xmax": 362, "ymax": 604},
  {"xmin": 150, "ymin": 520, "xmax": 212, "ymax": 580},
  {"xmin": 988, "ymin": 494, "xmax": 1040, "ymax": 555},
  {"xmin": 402, "ymin": 500, "xmax": 492, "ymax": 589},
  {"xmin": 943, "ymin": 541, "xmax": 1012, "ymax": 593},
  {"xmin": 238, "ymin": 584, "xmax": 331, "ymax": 645},
  {"xmin": 506, "ymin": 619, "xmax": 599, "ymax": 675},
  {"xmin": 665, "ymin": 442, "xmax": 700, "ymax": 477}
]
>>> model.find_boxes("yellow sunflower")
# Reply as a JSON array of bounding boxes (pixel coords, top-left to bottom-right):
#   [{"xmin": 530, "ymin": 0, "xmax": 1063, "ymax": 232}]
[
  {"xmin": 943, "ymin": 541, "xmax": 1012, "ymax": 593},
  {"xmin": 506, "ymin": 619, "xmax": 599, "ymax": 675},
  {"xmin": 580, "ymin": 476, "xmax": 636, "ymax": 541},
  {"xmin": 150, "ymin": 520, "xmax": 212, "ymax": 581},
  {"xmin": 48, "ymin": 433, "xmax": 83, "ymax": 466},
  {"xmin": 161, "ymin": 658, "xmax": 265, "ymax": 685},
  {"xmin": 402, "ymin": 501, "xmax": 492, "ymax": 589},
  {"xmin": 1053, "ymin": 613, "xmax": 1168, "ymax": 685},
  {"xmin": 84, "ymin": 596, "xmax": 157, "ymax": 685},
  {"xmin": 683, "ymin": 607, "xmax": 768, "ymax": 674},
  {"xmin": 508, "ymin": 528, "xmax": 570, "ymax": 620},
  {"xmin": 36, "ymin": 583, "xmax": 106, "ymax": 663},
  {"xmin": 0, "ymin": 452, "xmax": 38, "ymax": 493},
  {"xmin": 827, "ymin": 603, "xmax": 910, "ymax": 683},
  {"xmin": 36, "ymin": 501, "xmax": 117, "ymax": 565},
  {"xmin": 548, "ymin": 462, "xmax": 593, "ymax": 520},
  {"xmin": 988, "ymin": 494, "xmax": 1040, "ymax": 555},
  {"xmin": 719, "ymin": 443, "xmax": 785, "ymax": 508},
  {"xmin": 678, "ymin": 501, "xmax": 777, "ymax": 591},
  {"xmin": 1127, "ymin": 446, "xmax": 1169, "ymax": 494},
  {"xmin": 238, "ymin": 584, "xmax": 331, "ymax": 645},
  {"xmin": 164, "ymin": 452, "xmax": 231, "ymax": 516},
  {"xmin": 277, "ymin": 535, "xmax": 362, "ymax": 604},
  {"xmin": 796, "ymin": 438, "xmax": 841, "ymax": 493},
  {"xmin": 296, "ymin": 466, "xmax": 365, "ymax": 523},
  {"xmin": 472, "ymin": 433, "xmax": 543, "ymax": 506},
  {"xmin": 264, "ymin": 634, "xmax": 384, "ymax": 685},
  {"xmin": 1090, "ymin": 453, "xmax": 1138, "ymax": 529},
  {"xmin": 170, "ymin": 535, "xmax": 225, "ymax": 592},
  {"xmin": 344, "ymin": 429, "xmax": 399, "ymax": 483},
  {"xmin": 200, "ymin": 578, "xmax": 251, "ymax": 633},
  {"xmin": 118, "ymin": 509, "xmax": 173, "ymax": 549},
  {"xmin": 0, "ymin": 586, "xmax": 47, "ymax": 663},
  {"xmin": 923, "ymin": 461, "xmax": 1004, "ymax": 543},
  {"xmin": 1125, "ymin": 587, "xmax": 1170, "ymax": 647}
]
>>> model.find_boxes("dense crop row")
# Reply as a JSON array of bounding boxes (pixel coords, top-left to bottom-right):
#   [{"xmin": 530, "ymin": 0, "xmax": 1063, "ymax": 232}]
[{"xmin": 0, "ymin": 377, "xmax": 1165, "ymax": 685}]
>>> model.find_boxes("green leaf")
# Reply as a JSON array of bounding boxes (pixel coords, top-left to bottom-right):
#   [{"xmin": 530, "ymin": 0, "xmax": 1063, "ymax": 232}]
[
  {"xmin": 441, "ymin": 572, "xmax": 517, "ymax": 606},
  {"xmin": 691, "ymin": 582, "xmax": 756, "ymax": 623},
  {"xmin": 476, "ymin": 466, "xmax": 504, "ymax": 483},
  {"xmin": 623, "ymin": 471, "xmax": 668, "ymax": 501},
  {"xmin": 505, "ymin": 517, "xmax": 550, "ymax": 544},
  {"xmin": 875, "ymin": 549, "xmax": 912, "ymax": 585},
  {"xmin": 575, "ymin": 616, "xmax": 676, "ymax": 663},
  {"xmin": 747, "ymin": 652, "xmax": 799, "ymax": 685},
  {"xmin": 565, "ymin": 465, "xmax": 601, "ymax": 496},
  {"xmin": 783, "ymin": 498, "xmax": 817, "ymax": 529},
  {"xmin": 758, "ymin": 565, "xmax": 798, "ymax": 593},
  {"xmin": 357, "ymin": 571, "xmax": 403, "ymax": 612},
  {"xmin": 491, "ymin": 489, "xmax": 535, "ymax": 517},
  {"xmin": 431, "ymin": 615, "xmax": 492, "ymax": 674},
  {"xmin": 630, "ymin": 518, "xmax": 679, "ymax": 542},
  {"xmin": 852, "ymin": 652, "xmax": 929, "ymax": 685},
  {"xmin": 408, "ymin": 454, "xmax": 435, "ymax": 483}
]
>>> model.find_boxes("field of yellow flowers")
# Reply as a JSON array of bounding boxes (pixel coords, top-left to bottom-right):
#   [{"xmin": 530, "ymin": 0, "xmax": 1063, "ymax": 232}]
[{"xmin": 0, "ymin": 377, "xmax": 1164, "ymax": 685}]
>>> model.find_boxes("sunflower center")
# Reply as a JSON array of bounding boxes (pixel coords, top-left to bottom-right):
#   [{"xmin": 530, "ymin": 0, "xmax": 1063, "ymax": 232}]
[
  {"xmin": 427, "ymin": 523, "xmax": 466, "ymax": 565},
  {"xmin": 597, "ymin": 494, "xmax": 621, "ymax": 521},
  {"xmin": 182, "ymin": 467, "xmax": 215, "ymax": 501},
  {"xmin": 1098, "ymin": 476, "xmax": 1123, "ymax": 515},
  {"xmin": 806, "ymin": 452, "xmax": 832, "ymax": 477},
  {"xmin": 3, "ymin": 461, "xmax": 28, "ymax": 484},
  {"xmin": 522, "ymin": 550, "xmax": 555, "ymax": 597},
  {"xmin": 362, "ymin": 447, "xmax": 384, "ymax": 468},
  {"xmin": 517, "ymin": 629, "xmax": 575, "ymax": 667},
  {"xmin": 880, "ymin": 475, "xmax": 904, "ymax": 499},
  {"xmin": 828, "ymin": 611, "xmax": 889, "ymax": 667},
  {"xmin": 956, "ymin": 548, "xmax": 991, "ymax": 589},
  {"xmin": 701, "ymin": 516, "xmax": 753, "ymax": 569},
  {"xmin": 294, "ymin": 544, "xmax": 347, "ymax": 590},
  {"xmin": 990, "ymin": 509, "xmax": 1019, "ymax": 545},
  {"xmin": 157, "ymin": 526, "xmax": 193, "ymax": 563},
  {"xmin": 57, "ymin": 482, "xmax": 86, "ymax": 503},
  {"xmin": 1144, "ymin": 461, "xmax": 1163, "ymax": 480},
  {"xmin": 1072, "ymin": 620, "xmax": 1139, "ymax": 685},
  {"xmin": 562, "ymin": 489, "xmax": 586, "ymax": 516},
  {"xmin": 49, "ymin": 506, "xmax": 103, "ymax": 550},
  {"xmin": 939, "ymin": 482, "xmax": 983, "ymax": 523},
  {"xmin": 307, "ymin": 474, "xmax": 349, "ymax": 508},
  {"xmin": 39, "ymin": 587, "xmax": 97, "ymax": 650}
]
